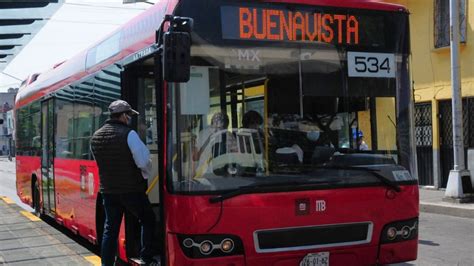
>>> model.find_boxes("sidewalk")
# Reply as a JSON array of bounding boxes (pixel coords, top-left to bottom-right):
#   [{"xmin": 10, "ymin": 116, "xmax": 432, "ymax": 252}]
[
  {"xmin": 0, "ymin": 196, "xmax": 100, "ymax": 265},
  {"xmin": 419, "ymin": 187, "xmax": 474, "ymax": 219}
]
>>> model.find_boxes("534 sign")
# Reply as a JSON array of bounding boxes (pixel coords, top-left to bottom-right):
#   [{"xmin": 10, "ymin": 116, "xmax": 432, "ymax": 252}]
[{"xmin": 347, "ymin": 52, "xmax": 395, "ymax": 78}]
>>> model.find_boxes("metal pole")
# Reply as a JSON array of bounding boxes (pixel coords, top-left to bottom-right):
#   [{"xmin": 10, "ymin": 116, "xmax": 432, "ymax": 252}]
[
  {"xmin": 445, "ymin": 0, "xmax": 471, "ymax": 199},
  {"xmin": 450, "ymin": 0, "xmax": 465, "ymax": 171}
]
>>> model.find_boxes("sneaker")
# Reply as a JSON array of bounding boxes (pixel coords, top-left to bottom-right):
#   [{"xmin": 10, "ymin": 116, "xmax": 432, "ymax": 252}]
[
  {"xmin": 130, "ymin": 256, "xmax": 160, "ymax": 266},
  {"xmin": 143, "ymin": 258, "xmax": 160, "ymax": 266},
  {"xmin": 129, "ymin": 258, "xmax": 146, "ymax": 265}
]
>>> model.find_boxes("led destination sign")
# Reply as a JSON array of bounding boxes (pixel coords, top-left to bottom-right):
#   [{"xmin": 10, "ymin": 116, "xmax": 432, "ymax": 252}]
[{"xmin": 221, "ymin": 6, "xmax": 359, "ymax": 45}]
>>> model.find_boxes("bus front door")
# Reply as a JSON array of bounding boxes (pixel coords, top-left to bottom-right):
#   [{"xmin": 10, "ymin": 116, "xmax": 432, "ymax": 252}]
[
  {"xmin": 121, "ymin": 58, "xmax": 162, "ymax": 260},
  {"xmin": 41, "ymin": 98, "xmax": 56, "ymax": 214}
]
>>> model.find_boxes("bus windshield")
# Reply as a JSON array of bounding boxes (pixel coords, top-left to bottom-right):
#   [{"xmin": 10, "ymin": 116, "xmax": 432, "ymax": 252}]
[{"xmin": 169, "ymin": 0, "xmax": 415, "ymax": 193}]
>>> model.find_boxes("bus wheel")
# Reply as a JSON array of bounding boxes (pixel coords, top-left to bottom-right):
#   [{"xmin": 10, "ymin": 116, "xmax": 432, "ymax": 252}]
[{"xmin": 32, "ymin": 180, "xmax": 41, "ymax": 217}]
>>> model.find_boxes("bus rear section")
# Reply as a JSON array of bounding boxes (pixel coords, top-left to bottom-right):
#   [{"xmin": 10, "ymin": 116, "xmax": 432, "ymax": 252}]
[{"xmin": 161, "ymin": 0, "xmax": 418, "ymax": 265}]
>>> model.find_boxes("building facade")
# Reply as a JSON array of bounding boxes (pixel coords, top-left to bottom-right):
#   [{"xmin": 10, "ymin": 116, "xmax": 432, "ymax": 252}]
[
  {"xmin": 385, "ymin": 0, "xmax": 474, "ymax": 190},
  {"xmin": 0, "ymin": 88, "xmax": 17, "ymax": 156}
]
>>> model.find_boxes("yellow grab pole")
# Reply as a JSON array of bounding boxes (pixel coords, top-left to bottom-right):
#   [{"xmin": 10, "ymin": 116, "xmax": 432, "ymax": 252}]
[
  {"xmin": 146, "ymin": 153, "xmax": 177, "ymax": 195},
  {"xmin": 146, "ymin": 175, "xmax": 160, "ymax": 195}
]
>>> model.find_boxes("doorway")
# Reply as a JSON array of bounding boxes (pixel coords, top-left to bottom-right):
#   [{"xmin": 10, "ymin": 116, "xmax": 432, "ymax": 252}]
[
  {"xmin": 415, "ymin": 103, "xmax": 434, "ymax": 186},
  {"xmin": 439, "ymin": 98, "xmax": 474, "ymax": 188},
  {"xmin": 121, "ymin": 55, "xmax": 163, "ymax": 261},
  {"xmin": 41, "ymin": 98, "xmax": 56, "ymax": 214}
]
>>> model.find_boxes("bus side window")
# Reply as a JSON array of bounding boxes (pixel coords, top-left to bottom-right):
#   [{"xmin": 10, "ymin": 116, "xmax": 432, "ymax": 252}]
[
  {"xmin": 56, "ymin": 87, "xmax": 75, "ymax": 158},
  {"xmin": 73, "ymin": 80, "xmax": 95, "ymax": 160}
]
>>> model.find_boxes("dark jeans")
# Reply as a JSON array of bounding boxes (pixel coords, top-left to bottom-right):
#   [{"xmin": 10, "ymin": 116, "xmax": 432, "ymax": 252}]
[{"xmin": 101, "ymin": 192, "xmax": 155, "ymax": 266}]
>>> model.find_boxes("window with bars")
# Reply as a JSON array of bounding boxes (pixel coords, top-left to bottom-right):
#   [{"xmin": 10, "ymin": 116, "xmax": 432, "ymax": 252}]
[
  {"xmin": 434, "ymin": 0, "xmax": 467, "ymax": 48},
  {"xmin": 415, "ymin": 103, "xmax": 433, "ymax": 146}
]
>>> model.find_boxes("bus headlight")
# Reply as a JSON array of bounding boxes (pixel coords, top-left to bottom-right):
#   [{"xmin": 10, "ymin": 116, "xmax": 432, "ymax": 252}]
[
  {"xmin": 182, "ymin": 238, "xmax": 194, "ymax": 248},
  {"xmin": 401, "ymin": 226, "xmax": 412, "ymax": 239},
  {"xmin": 178, "ymin": 234, "xmax": 243, "ymax": 258},
  {"xmin": 381, "ymin": 218, "xmax": 418, "ymax": 243},
  {"xmin": 199, "ymin": 240, "xmax": 213, "ymax": 255},
  {"xmin": 386, "ymin": 227, "xmax": 397, "ymax": 240},
  {"xmin": 220, "ymin": 238, "xmax": 234, "ymax": 253}
]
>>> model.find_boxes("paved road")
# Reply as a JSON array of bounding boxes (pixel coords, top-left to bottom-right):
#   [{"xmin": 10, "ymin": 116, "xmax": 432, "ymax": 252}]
[
  {"xmin": 0, "ymin": 157, "xmax": 31, "ymax": 211},
  {"xmin": 392, "ymin": 212, "xmax": 474, "ymax": 266},
  {"xmin": 1, "ymin": 158, "xmax": 473, "ymax": 265}
]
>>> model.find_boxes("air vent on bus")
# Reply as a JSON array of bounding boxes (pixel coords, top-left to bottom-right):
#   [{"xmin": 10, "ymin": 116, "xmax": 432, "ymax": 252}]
[{"xmin": 254, "ymin": 222, "xmax": 373, "ymax": 253}]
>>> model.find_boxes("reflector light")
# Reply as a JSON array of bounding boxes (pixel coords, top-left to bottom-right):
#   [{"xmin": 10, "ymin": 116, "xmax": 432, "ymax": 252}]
[{"xmin": 385, "ymin": 189, "xmax": 397, "ymax": 199}]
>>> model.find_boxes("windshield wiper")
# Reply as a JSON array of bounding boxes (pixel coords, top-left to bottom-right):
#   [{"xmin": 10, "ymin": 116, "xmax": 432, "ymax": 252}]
[
  {"xmin": 209, "ymin": 180, "xmax": 335, "ymax": 204},
  {"xmin": 315, "ymin": 165, "xmax": 401, "ymax": 192}
]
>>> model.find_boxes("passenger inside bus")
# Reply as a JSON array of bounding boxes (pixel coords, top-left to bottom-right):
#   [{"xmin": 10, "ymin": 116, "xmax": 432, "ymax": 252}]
[
  {"xmin": 168, "ymin": 45, "xmax": 404, "ymax": 192},
  {"xmin": 242, "ymin": 110, "xmax": 263, "ymax": 130},
  {"xmin": 353, "ymin": 129, "xmax": 369, "ymax": 151},
  {"xmin": 192, "ymin": 111, "xmax": 237, "ymax": 177},
  {"xmin": 241, "ymin": 110, "xmax": 264, "ymax": 157}
]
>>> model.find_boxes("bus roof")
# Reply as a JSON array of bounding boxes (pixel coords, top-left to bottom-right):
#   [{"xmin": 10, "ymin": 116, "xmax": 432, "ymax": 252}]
[
  {"xmin": 16, "ymin": 0, "xmax": 406, "ymax": 108},
  {"xmin": 15, "ymin": 0, "xmax": 173, "ymax": 108}
]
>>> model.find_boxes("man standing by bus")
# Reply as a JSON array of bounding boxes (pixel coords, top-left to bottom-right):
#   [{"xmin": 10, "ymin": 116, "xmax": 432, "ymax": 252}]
[{"xmin": 91, "ymin": 100, "xmax": 156, "ymax": 266}]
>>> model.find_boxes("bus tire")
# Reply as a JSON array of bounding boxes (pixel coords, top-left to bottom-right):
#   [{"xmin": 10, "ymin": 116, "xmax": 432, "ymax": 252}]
[{"xmin": 32, "ymin": 176, "xmax": 41, "ymax": 217}]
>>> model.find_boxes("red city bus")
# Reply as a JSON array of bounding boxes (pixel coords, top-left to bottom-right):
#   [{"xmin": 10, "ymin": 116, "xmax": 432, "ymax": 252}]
[{"xmin": 15, "ymin": 0, "xmax": 419, "ymax": 265}]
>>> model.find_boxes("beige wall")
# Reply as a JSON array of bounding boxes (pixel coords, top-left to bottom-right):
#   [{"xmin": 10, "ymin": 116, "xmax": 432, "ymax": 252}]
[
  {"xmin": 383, "ymin": 0, "xmax": 474, "ymax": 153},
  {"xmin": 383, "ymin": 0, "xmax": 474, "ymax": 102}
]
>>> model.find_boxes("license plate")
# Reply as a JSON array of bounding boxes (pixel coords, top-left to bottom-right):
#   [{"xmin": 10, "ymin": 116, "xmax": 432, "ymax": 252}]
[{"xmin": 299, "ymin": 252, "xmax": 329, "ymax": 266}]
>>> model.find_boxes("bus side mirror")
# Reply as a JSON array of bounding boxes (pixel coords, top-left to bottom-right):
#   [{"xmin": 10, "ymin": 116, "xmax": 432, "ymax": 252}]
[
  {"xmin": 163, "ymin": 32, "xmax": 191, "ymax": 82},
  {"xmin": 162, "ymin": 16, "xmax": 193, "ymax": 83},
  {"xmin": 0, "ymin": 119, "xmax": 3, "ymax": 125}
]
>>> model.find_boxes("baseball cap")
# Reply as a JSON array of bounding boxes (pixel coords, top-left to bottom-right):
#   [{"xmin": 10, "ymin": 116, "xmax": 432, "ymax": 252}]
[{"xmin": 108, "ymin": 100, "xmax": 139, "ymax": 115}]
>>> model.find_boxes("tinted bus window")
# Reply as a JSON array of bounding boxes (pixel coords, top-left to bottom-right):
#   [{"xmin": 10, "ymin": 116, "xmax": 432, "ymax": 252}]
[
  {"xmin": 94, "ymin": 65, "xmax": 122, "ymax": 131},
  {"xmin": 16, "ymin": 102, "xmax": 41, "ymax": 156},
  {"xmin": 73, "ymin": 79, "xmax": 94, "ymax": 160},
  {"xmin": 56, "ymin": 86, "xmax": 75, "ymax": 158}
]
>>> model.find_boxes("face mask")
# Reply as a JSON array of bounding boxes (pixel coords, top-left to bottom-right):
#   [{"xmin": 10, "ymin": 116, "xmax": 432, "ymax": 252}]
[
  {"xmin": 125, "ymin": 114, "xmax": 132, "ymax": 126},
  {"xmin": 213, "ymin": 120, "xmax": 224, "ymax": 129}
]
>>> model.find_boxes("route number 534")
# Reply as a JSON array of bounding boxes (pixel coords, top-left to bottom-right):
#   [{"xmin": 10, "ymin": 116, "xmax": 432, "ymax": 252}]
[{"xmin": 347, "ymin": 52, "xmax": 396, "ymax": 78}]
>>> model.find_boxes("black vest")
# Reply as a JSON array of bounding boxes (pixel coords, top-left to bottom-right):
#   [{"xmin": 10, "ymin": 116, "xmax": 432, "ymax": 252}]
[{"xmin": 91, "ymin": 120, "xmax": 146, "ymax": 194}]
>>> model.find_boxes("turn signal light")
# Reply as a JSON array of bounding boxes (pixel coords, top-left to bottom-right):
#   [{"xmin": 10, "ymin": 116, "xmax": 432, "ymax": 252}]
[{"xmin": 183, "ymin": 238, "xmax": 193, "ymax": 248}]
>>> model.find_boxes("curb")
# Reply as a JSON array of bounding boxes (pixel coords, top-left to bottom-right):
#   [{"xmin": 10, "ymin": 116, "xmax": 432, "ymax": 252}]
[{"xmin": 420, "ymin": 202, "xmax": 474, "ymax": 219}]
